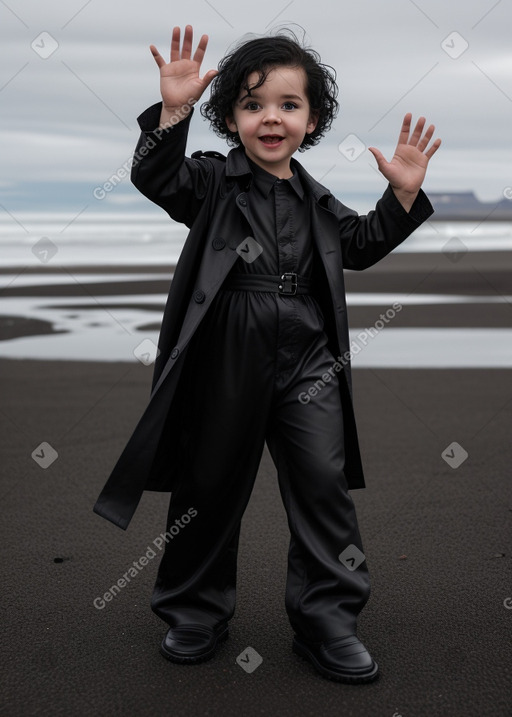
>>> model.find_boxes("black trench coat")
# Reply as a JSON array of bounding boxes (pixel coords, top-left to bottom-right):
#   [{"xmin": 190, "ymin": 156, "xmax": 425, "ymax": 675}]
[{"xmin": 93, "ymin": 102, "xmax": 434, "ymax": 530}]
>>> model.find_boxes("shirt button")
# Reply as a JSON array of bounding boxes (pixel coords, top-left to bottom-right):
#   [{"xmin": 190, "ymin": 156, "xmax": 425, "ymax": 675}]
[
  {"xmin": 237, "ymin": 195, "xmax": 247, "ymax": 207},
  {"xmin": 212, "ymin": 237, "xmax": 226, "ymax": 250},
  {"xmin": 193, "ymin": 290, "xmax": 206, "ymax": 303},
  {"xmin": 170, "ymin": 347, "xmax": 179, "ymax": 359}
]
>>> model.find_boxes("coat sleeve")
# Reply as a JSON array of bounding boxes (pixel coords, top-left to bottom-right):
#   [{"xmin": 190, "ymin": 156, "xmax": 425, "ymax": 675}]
[
  {"xmin": 332, "ymin": 184, "xmax": 434, "ymax": 270},
  {"xmin": 130, "ymin": 102, "xmax": 213, "ymax": 228}
]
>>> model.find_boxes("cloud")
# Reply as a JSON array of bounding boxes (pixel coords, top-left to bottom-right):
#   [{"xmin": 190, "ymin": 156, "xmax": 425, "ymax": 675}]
[{"xmin": 0, "ymin": 0, "xmax": 510, "ymax": 212}]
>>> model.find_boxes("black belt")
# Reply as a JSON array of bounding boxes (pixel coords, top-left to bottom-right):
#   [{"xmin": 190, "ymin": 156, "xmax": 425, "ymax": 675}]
[{"xmin": 222, "ymin": 272, "xmax": 315, "ymax": 296}]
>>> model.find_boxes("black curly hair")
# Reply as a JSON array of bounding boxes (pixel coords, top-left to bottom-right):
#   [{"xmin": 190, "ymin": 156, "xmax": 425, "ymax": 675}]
[{"xmin": 200, "ymin": 29, "xmax": 339, "ymax": 151}]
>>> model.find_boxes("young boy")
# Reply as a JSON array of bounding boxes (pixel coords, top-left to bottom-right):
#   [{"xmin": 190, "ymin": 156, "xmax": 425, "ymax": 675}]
[{"xmin": 93, "ymin": 25, "xmax": 440, "ymax": 683}]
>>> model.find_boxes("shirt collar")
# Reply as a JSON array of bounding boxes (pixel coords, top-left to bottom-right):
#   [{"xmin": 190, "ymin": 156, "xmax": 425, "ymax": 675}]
[
  {"xmin": 245, "ymin": 156, "xmax": 304, "ymax": 200},
  {"xmin": 225, "ymin": 144, "xmax": 331, "ymax": 204}
]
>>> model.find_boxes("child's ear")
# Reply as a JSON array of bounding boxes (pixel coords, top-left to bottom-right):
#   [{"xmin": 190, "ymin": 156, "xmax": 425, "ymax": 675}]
[
  {"xmin": 306, "ymin": 111, "xmax": 319, "ymax": 135},
  {"xmin": 225, "ymin": 115, "xmax": 237, "ymax": 133}
]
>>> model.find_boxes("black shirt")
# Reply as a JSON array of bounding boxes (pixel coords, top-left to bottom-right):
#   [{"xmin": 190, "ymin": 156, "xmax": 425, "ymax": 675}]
[{"xmin": 232, "ymin": 157, "xmax": 316, "ymax": 279}]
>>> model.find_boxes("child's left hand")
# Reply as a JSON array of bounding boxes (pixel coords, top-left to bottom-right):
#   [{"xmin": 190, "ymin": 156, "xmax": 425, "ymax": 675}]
[{"xmin": 368, "ymin": 113, "xmax": 441, "ymax": 212}]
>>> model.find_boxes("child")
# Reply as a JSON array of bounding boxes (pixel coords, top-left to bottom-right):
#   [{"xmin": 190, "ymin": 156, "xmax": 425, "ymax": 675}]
[{"xmin": 93, "ymin": 24, "xmax": 440, "ymax": 683}]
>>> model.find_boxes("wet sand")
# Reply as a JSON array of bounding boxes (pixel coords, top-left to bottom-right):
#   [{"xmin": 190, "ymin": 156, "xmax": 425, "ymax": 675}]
[{"xmin": 1, "ymin": 250, "xmax": 511, "ymax": 716}]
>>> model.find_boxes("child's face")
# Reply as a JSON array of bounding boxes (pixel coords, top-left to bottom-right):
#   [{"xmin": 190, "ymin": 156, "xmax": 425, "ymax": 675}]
[{"xmin": 226, "ymin": 65, "xmax": 318, "ymax": 178}]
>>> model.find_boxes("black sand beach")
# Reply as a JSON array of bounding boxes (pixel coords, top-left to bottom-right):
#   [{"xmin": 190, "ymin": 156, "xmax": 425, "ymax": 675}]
[{"xmin": 1, "ymin": 249, "xmax": 511, "ymax": 716}]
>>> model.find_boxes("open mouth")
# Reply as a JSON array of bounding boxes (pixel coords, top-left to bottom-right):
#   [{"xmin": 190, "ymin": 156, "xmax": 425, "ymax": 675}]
[{"xmin": 259, "ymin": 135, "xmax": 284, "ymax": 145}]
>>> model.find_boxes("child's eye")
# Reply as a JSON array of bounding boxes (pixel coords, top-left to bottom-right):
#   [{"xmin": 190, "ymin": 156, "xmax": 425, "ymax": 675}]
[
  {"xmin": 244, "ymin": 102, "xmax": 260, "ymax": 111},
  {"xmin": 282, "ymin": 102, "xmax": 297, "ymax": 110}
]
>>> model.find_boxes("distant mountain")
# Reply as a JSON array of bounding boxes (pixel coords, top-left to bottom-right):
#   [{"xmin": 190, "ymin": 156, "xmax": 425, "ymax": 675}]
[{"xmin": 429, "ymin": 191, "xmax": 512, "ymax": 220}]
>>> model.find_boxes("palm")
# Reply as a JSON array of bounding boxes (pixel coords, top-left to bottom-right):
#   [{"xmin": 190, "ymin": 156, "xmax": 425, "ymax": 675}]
[
  {"xmin": 380, "ymin": 143, "xmax": 429, "ymax": 193},
  {"xmin": 150, "ymin": 26, "xmax": 218, "ymax": 109},
  {"xmin": 158, "ymin": 58, "xmax": 208, "ymax": 107},
  {"xmin": 368, "ymin": 114, "xmax": 441, "ymax": 195}
]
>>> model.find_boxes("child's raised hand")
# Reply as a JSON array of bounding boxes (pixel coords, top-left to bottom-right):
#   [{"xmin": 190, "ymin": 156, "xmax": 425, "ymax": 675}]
[
  {"xmin": 150, "ymin": 25, "xmax": 218, "ymax": 112},
  {"xmin": 368, "ymin": 114, "xmax": 441, "ymax": 211}
]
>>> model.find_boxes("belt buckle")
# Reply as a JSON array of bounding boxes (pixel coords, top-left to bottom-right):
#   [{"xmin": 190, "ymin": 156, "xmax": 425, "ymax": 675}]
[{"xmin": 278, "ymin": 272, "xmax": 298, "ymax": 295}]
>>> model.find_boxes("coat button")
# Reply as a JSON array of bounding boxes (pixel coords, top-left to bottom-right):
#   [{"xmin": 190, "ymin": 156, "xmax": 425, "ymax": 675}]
[
  {"xmin": 237, "ymin": 194, "xmax": 247, "ymax": 207},
  {"xmin": 193, "ymin": 289, "xmax": 206, "ymax": 303},
  {"xmin": 212, "ymin": 237, "xmax": 225, "ymax": 250},
  {"xmin": 170, "ymin": 347, "xmax": 179, "ymax": 359}
]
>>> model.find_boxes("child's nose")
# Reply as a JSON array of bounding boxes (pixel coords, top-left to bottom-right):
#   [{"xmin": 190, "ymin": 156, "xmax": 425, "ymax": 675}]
[{"xmin": 262, "ymin": 108, "xmax": 281, "ymax": 124}]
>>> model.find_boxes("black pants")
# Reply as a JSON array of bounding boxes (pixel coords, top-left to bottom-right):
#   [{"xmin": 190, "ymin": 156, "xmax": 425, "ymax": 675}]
[{"xmin": 151, "ymin": 288, "xmax": 370, "ymax": 641}]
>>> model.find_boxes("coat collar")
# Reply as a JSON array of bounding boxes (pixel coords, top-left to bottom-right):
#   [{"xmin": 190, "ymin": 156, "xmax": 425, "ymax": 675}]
[{"xmin": 225, "ymin": 144, "xmax": 333, "ymax": 205}]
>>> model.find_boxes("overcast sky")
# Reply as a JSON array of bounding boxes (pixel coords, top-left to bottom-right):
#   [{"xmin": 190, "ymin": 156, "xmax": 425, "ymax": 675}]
[{"xmin": 1, "ymin": 0, "xmax": 511, "ymax": 216}]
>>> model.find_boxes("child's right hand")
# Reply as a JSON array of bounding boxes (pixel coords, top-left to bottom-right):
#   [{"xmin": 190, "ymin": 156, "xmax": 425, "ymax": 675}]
[{"xmin": 150, "ymin": 25, "xmax": 218, "ymax": 126}]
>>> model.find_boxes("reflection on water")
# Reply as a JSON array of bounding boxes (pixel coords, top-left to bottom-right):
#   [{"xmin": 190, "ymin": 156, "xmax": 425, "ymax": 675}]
[{"xmin": 0, "ymin": 288, "xmax": 510, "ymax": 366}]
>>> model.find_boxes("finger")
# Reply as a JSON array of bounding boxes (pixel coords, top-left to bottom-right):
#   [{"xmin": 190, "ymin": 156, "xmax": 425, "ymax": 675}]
[
  {"xmin": 409, "ymin": 116, "xmax": 426, "ymax": 146},
  {"xmin": 200, "ymin": 68, "xmax": 219, "ymax": 89},
  {"xmin": 396, "ymin": 112, "xmax": 412, "ymax": 145},
  {"xmin": 424, "ymin": 137, "xmax": 442, "ymax": 159},
  {"xmin": 368, "ymin": 146, "xmax": 387, "ymax": 166},
  {"xmin": 149, "ymin": 45, "xmax": 166, "ymax": 69},
  {"xmin": 417, "ymin": 123, "xmax": 435, "ymax": 152},
  {"xmin": 170, "ymin": 26, "xmax": 181, "ymax": 62},
  {"xmin": 193, "ymin": 33, "xmax": 209, "ymax": 66},
  {"xmin": 181, "ymin": 24, "xmax": 193, "ymax": 60}
]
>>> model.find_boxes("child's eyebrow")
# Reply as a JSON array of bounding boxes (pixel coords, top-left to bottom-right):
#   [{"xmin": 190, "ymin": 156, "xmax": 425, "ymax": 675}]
[{"xmin": 238, "ymin": 92, "xmax": 304, "ymax": 102}]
